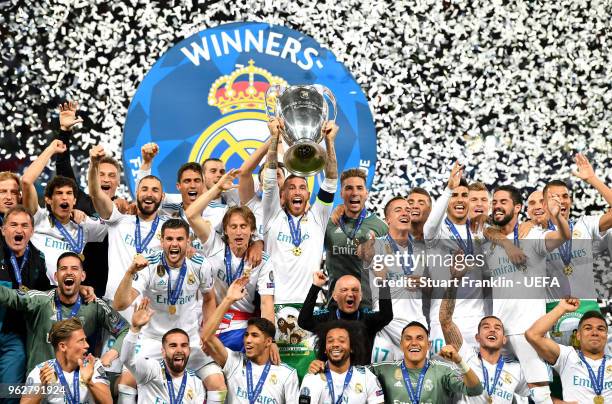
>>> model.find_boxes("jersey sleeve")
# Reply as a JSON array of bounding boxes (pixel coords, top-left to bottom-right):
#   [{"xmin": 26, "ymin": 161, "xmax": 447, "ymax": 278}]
[
  {"xmin": 25, "ymin": 364, "xmax": 42, "ymax": 385},
  {"xmin": 96, "ymin": 298, "xmax": 129, "ymax": 353},
  {"xmin": 442, "ymin": 362, "xmax": 483, "ymax": 396},
  {"xmin": 262, "ymin": 168, "xmax": 283, "ymax": 235},
  {"xmin": 91, "ymin": 359, "xmax": 111, "ymax": 386},
  {"xmin": 199, "ymin": 231, "xmax": 222, "ymax": 257},
  {"xmin": 534, "ymin": 228, "xmax": 552, "ymax": 256},
  {"xmin": 132, "ymin": 261, "xmax": 155, "ymax": 296},
  {"xmin": 299, "ymin": 373, "xmax": 324, "ymax": 403},
  {"xmin": 222, "ymin": 348, "xmax": 243, "ymax": 378},
  {"xmin": 194, "ymin": 256, "xmax": 214, "ymax": 293},
  {"xmin": 105, "ymin": 204, "xmax": 126, "ymax": 225},
  {"xmin": 552, "ymin": 344, "xmax": 574, "ymax": 374},
  {"xmin": 84, "ymin": 216, "xmax": 108, "ymax": 242},
  {"xmin": 120, "ymin": 330, "xmax": 160, "ymax": 384},
  {"xmin": 311, "ymin": 178, "xmax": 337, "ymax": 228},
  {"xmin": 255, "ymin": 255, "xmax": 274, "ymax": 296},
  {"xmin": 365, "ymin": 367, "xmax": 386, "ymax": 403},
  {"xmin": 423, "ymin": 188, "xmax": 451, "ymax": 243},
  {"xmin": 584, "ymin": 214, "xmax": 605, "ymax": 238},
  {"xmin": 0, "ymin": 285, "xmax": 44, "ymax": 312},
  {"xmin": 514, "ymin": 367, "xmax": 530, "ymax": 397},
  {"xmin": 33, "ymin": 207, "xmax": 48, "ymax": 227},
  {"xmin": 283, "ymin": 367, "xmax": 300, "ymax": 404},
  {"xmin": 160, "ymin": 193, "xmax": 183, "ymax": 216}
]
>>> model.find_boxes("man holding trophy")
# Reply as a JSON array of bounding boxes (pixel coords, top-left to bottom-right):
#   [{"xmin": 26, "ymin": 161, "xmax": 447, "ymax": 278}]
[{"xmin": 262, "ymin": 85, "xmax": 339, "ymax": 378}]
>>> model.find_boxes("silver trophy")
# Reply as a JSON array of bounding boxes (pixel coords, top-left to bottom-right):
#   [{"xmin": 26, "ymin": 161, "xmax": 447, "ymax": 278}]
[{"xmin": 265, "ymin": 84, "xmax": 337, "ymax": 176}]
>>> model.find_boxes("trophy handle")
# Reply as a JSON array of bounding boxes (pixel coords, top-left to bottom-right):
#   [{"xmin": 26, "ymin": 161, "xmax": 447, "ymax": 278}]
[
  {"xmin": 264, "ymin": 85, "xmax": 284, "ymax": 120},
  {"xmin": 320, "ymin": 86, "xmax": 337, "ymax": 123}
]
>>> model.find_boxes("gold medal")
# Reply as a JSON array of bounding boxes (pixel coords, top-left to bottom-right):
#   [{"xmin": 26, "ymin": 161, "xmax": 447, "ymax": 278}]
[
  {"xmin": 352, "ymin": 238, "xmax": 360, "ymax": 247},
  {"xmin": 487, "ymin": 397, "xmax": 493, "ymax": 404},
  {"xmin": 19, "ymin": 285, "xmax": 29, "ymax": 292},
  {"xmin": 563, "ymin": 264, "xmax": 574, "ymax": 276},
  {"xmin": 594, "ymin": 395, "xmax": 604, "ymax": 404},
  {"xmin": 134, "ymin": 253, "xmax": 142, "ymax": 260},
  {"xmin": 243, "ymin": 264, "xmax": 253, "ymax": 279},
  {"xmin": 78, "ymin": 253, "xmax": 85, "ymax": 261},
  {"xmin": 292, "ymin": 246, "xmax": 302, "ymax": 256},
  {"xmin": 168, "ymin": 305, "xmax": 176, "ymax": 315}
]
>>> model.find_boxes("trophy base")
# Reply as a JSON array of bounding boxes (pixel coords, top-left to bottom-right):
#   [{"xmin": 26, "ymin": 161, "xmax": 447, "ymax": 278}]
[{"xmin": 284, "ymin": 142, "xmax": 327, "ymax": 177}]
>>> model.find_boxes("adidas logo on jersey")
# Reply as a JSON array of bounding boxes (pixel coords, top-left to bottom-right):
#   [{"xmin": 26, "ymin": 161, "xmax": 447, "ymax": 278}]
[
  {"xmin": 157, "ymin": 279, "xmax": 167, "ymax": 286},
  {"xmin": 394, "ymin": 380, "xmax": 403, "ymax": 388}
]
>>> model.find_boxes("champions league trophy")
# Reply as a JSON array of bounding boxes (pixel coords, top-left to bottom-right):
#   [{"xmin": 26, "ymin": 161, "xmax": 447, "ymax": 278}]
[{"xmin": 265, "ymin": 84, "xmax": 337, "ymax": 177}]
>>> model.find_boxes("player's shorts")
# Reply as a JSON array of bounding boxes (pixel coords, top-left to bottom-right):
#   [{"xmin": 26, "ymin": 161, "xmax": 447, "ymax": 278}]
[
  {"xmin": 218, "ymin": 328, "xmax": 246, "ymax": 352},
  {"xmin": 371, "ymin": 330, "xmax": 403, "ymax": 363},
  {"xmin": 505, "ymin": 334, "xmax": 552, "ymax": 384}
]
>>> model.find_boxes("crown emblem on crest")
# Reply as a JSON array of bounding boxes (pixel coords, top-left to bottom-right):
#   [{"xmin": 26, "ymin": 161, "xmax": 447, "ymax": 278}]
[{"xmin": 208, "ymin": 59, "xmax": 288, "ymax": 114}]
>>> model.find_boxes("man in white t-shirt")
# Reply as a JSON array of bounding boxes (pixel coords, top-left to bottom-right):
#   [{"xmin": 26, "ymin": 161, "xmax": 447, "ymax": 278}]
[
  {"xmin": 201, "ymin": 279, "xmax": 300, "ymax": 403},
  {"xmin": 526, "ymin": 298, "xmax": 612, "ymax": 402},
  {"xmin": 300, "ymin": 320, "xmax": 385, "ymax": 403},
  {"xmin": 185, "ymin": 177, "xmax": 277, "ymax": 356},
  {"xmin": 120, "ymin": 298, "xmax": 206, "ymax": 404},
  {"xmin": 23, "ymin": 318, "xmax": 111, "ymax": 404},
  {"xmin": 424, "ymin": 163, "xmax": 485, "ymax": 355},
  {"xmin": 21, "ymin": 140, "xmax": 107, "ymax": 283},
  {"xmin": 439, "ymin": 273, "xmax": 529, "ymax": 403},
  {"xmin": 482, "ymin": 184, "xmax": 571, "ymax": 404},
  {"xmin": 112, "ymin": 218, "xmax": 226, "ymax": 403}
]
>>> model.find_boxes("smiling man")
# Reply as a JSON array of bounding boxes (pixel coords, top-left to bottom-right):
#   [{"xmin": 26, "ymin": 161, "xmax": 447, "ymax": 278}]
[
  {"xmin": 370, "ymin": 321, "xmax": 483, "ymax": 403},
  {"xmin": 468, "ymin": 182, "xmax": 490, "ymax": 222},
  {"xmin": 0, "ymin": 252, "xmax": 128, "ymax": 373},
  {"xmin": 526, "ymin": 190, "xmax": 548, "ymax": 228},
  {"xmin": 0, "ymin": 172, "xmax": 21, "ymax": 224}
]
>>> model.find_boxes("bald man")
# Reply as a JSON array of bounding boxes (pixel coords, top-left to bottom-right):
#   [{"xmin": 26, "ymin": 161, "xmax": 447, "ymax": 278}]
[{"xmin": 297, "ymin": 271, "xmax": 393, "ymax": 365}]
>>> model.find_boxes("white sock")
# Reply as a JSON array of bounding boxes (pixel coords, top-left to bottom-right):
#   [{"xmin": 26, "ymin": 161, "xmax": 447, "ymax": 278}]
[{"xmin": 117, "ymin": 384, "xmax": 138, "ymax": 404}]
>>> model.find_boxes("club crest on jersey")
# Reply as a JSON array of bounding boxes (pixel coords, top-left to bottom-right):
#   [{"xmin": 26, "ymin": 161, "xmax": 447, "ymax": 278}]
[
  {"xmin": 157, "ymin": 265, "xmax": 165, "ymax": 278},
  {"xmin": 122, "ymin": 22, "xmax": 377, "ymax": 205},
  {"xmin": 355, "ymin": 383, "xmax": 363, "ymax": 393},
  {"xmin": 394, "ymin": 368, "xmax": 402, "ymax": 380},
  {"xmin": 187, "ymin": 389, "xmax": 193, "ymax": 400},
  {"xmin": 423, "ymin": 378, "xmax": 434, "ymax": 391},
  {"xmin": 503, "ymin": 371, "xmax": 512, "ymax": 384},
  {"xmin": 187, "ymin": 272, "xmax": 196, "ymax": 285},
  {"xmin": 270, "ymin": 373, "xmax": 277, "ymax": 384}
]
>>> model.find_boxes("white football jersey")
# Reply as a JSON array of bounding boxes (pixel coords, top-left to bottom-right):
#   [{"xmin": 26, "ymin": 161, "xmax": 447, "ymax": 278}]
[
  {"xmin": 132, "ymin": 250, "xmax": 214, "ymax": 339},
  {"xmin": 26, "ymin": 359, "xmax": 109, "ymax": 404},
  {"xmin": 223, "ymin": 348, "xmax": 299, "ymax": 404},
  {"xmin": 554, "ymin": 344, "xmax": 612, "ymax": 402},
  {"xmin": 31, "ymin": 208, "xmax": 107, "ymax": 284},
  {"xmin": 300, "ymin": 365, "xmax": 385, "ymax": 403}
]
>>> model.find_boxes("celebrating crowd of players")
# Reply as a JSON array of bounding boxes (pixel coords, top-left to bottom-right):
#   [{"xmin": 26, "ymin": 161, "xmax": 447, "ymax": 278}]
[{"xmin": 0, "ymin": 101, "xmax": 611, "ymax": 403}]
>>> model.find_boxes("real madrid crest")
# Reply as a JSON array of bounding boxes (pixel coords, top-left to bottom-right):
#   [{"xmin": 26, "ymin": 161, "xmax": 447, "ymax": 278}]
[
  {"xmin": 270, "ymin": 373, "xmax": 277, "ymax": 384},
  {"xmin": 394, "ymin": 368, "xmax": 402, "ymax": 380},
  {"xmin": 354, "ymin": 383, "xmax": 363, "ymax": 393},
  {"xmin": 157, "ymin": 264, "xmax": 165, "ymax": 277},
  {"xmin": 187, "ymin": 272, "xmax": 196, "ymax": 285}
]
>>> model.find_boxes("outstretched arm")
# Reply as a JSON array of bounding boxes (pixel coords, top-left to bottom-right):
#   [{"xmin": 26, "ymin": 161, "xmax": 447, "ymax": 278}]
[
  {"xmin": 322, "ymin": 122, "xmax": 339, "ymax": 180},
  {"xmin": 239, "ymin": 139, "xmax": 270, "ymax": 204},
  {"xmin": 201, "ymin": 279, "xmax": 248, "ymax": 368},
  {"xmin": 525, "ymin": 298, "xmax": 579, "ymax": 364},
  {"xmin": 439, "ymin": 284, "xmax": 464, "ymax": 351},
  {"xmin": 545, "ymin": 195, "xmax": 571, "ymax": 252},
  {"xmin": 87, "ymin": 145, "xmax": 114, "ymax": 220},
  {"xmin": 423, "ymin": 161, "xmax": 463, "ymax": 240},
  {"xmin": 21, "ymin": 140, "xmax": 67, "ymax": 214}
]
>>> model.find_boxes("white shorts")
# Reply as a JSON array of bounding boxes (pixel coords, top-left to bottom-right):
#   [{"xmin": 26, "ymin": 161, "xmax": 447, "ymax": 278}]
[
  {"xmin": 371, "ymin": 330, "xmax": 403, "ymax": 363},
  {"xmin": 505, "ymin": 334, "xmax": 552, "ymax": 384}
]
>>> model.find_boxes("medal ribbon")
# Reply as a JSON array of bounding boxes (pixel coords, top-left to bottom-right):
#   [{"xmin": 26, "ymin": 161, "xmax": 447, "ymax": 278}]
[
  {"xmin": 401, "ymin": 360, "xmax": 430, "ymax": 404},
  {"xmin": 325, "ymin": 364, "xmax": 354, "ymax": 404},
  {"xmin": 513, "ymin": 223, "xmax": 520, "ymax": 247},
  {"xmin": 163, "ymin": 360, "xmax": 188, "ymax": 404},
  {"xmin": 339, "ymin": 209, "xmax": 367, "ymax": 242},
  {"xmin": 246, "ymin": 360, "xmax": 271, "ymax": 404},
  {"xmin": 578, "ymin": 351, "xmax": 606, "ymax": 396},
  {"xmin": 54, "ymin": 291, "xmax": 81, "ymax": 321},
  {"xmin": 161, "ymin": 254, "xmax": 187, "ymax": 307},
  {"xmin": 53, "ymin": 217, "xmax": 84, "ymax": 254},
  {"xmin": 547, "ymin": 220, "xmax": 574, "ymax": 267},
  {"xmin": 479, "ymin": 354, "xmax": 505, "ymax": 399},
  {"xmin": 134, "ymin": 215, "xmax": 160, "ymax": 254},
  {"xmin": 9, "ymin": 245, "xmax": 29, "ymax": 287},
  {"xmin": 386, "ymin": 234, "xmax": 414, "ymax": 275},
  {"xmin": 286, "ymin": 212, "xmax": 304, "ymax": 248},
  {"xmin": 224, "ymin": 244, "xmax": 245, "ymax": 284},
  {"xmin": 53, "ymin": 360, "xmax": 79, "ymax": 404},
  {"xmin": 445, "ymin": 218, "xmax": 474, "ymax": 255},
  {"xmin": 336, "ymin": 309, "xmax": 360, "ymax": 320}
]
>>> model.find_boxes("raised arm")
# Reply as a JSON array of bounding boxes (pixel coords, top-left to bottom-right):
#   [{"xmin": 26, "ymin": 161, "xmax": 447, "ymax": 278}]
[
  {"xmin": 87, "ymin": 145, "xmax": 114, "ymax": 220},
  {"xmin": 573, "ymin": 153, "xmax": 612, "ymax": 232},
  {"xmin": 113, "ymin": 255, "xmax": 148, "ymax": 311},
  {"xmin": 239, "ymin": 139, "xmax": 270, "ymax": 204},
  {"xmin": 21, "ymin": 140, "xmax": 67, "ymax": 214},
  {"xmin": 525, "ymin": 298, "xmax": 579, "ymax": 364},
  {"xmin": 322, "ymin": 122, "xmax": 339, "ymax": 180},
  {"xmin": 423, "ymin": 161, "xmax": 463, "ymax": 240},
  {"xmin": 262, "ymin": 119, "xmax": 283, "ymax": 228},
  {"xmin": 544, "ymin": 195, "xmax": 571, "ymax": 252},
  {"xmin": 185, "ymin": 169, "xmax": 240, "ymax": 244},
  {"xmin": 79, "ymin": 354, "xmax": 112, "ymax": 404},
  {"xmin": 200, "ymin": 279, "xmax": 248, "ymax": 368},
  {"xmin": 54, "ymin": 101, "xmax": 83, "ymax": 183},
  {"xmin": 297, "ymin": 272, "xmax": 327, "ymax": 331}
]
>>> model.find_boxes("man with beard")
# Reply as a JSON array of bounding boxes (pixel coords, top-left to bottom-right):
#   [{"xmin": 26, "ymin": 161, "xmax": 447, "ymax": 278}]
[
  {"xmin": 22, "ymin": 318, "xmax": 112, "ymax": 404},
  {"xmin": 0, "ymin": 172, "xmax": 21, "ymax": 224},
  {"xmin": 526, "ymin": 298, "xmax": 612, "ymax": 402},
  {"xmin": 185, "ymin": 172, "xmax": 277, "ymax": 358},
  {"xmin": 482, "ymin": 185, "xmax": 570, "ymax": 404},
  {"xmin": 201, "ymin": 279, "xmax": 300, "ymax": 403},
  {"xmin": 262, "ymin": 118, "xmax": 338, "ymax": 377},
  {"xmin": 0, "ymin": 252, "xmax": 128, "ymax": 373},
  {"xmin": 440, "ymin": 272, "xmax": 530, "ymax": 403},
  {"xmin": 370, "ymin": 322, "xmax": 483, "ymax": 402},
  {"xmin": 300, "ymin": 320, "xmax": 385, "ymax": 403},
  {"xmin": 137, "ymin": 143, "xmax": 240, "ymax": 232},
  {"xmin": 21, "ymin": 140, "xmax": 108, "ymax": 284},
  {"xmin": 120, "ymin": 298, "xmax": 206, "ymax": 404},
  {"xmin": 365, "ymin": 196, "xmax": 429, "ymax": 363},
  {"xmin": 297, "ymin": 271, "xmax": 393, "ymax": 365},
  {"xmin": 0, "ymin": 206, "xmax": 51, "ymax": 400},
  {"xmin": 468, "ymin": 182, "xmax": 490, "ymax": 222},
  {"xmin": 325, "ymin": 168, "xmax": 388, "ymax": 309},
  {"xmin": 51, "ymin": 101, "xmax": 129, "ymax": 297},
  {"xmin": 424, "ymin": 163, "xmax": 485, "ymax": 355},
  {"xmin": 112, "ymin": 218, "xmax": 226, "ymax": 403}
]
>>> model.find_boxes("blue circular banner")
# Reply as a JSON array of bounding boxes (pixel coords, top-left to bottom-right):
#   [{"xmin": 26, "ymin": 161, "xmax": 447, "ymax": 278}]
[{"xmin": 123, "ymin": 22, "xmax": 377, "ymax": 204}]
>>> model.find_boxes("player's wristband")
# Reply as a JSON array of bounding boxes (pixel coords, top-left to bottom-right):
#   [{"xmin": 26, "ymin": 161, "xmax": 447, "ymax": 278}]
[{"xmin": 458, "ymin": 359, "xmax": 470, "ymax": 374}]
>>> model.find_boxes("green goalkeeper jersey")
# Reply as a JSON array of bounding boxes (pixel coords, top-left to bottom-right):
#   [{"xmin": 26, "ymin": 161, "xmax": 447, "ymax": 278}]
[
  {"xmin": 370, "ymin": 359, "xmax": 483, "ymax": 404},
  {"xmin": 0, "ymin": 285, "xmax": 128, "ymax": 372}
]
